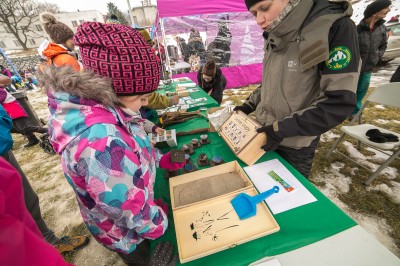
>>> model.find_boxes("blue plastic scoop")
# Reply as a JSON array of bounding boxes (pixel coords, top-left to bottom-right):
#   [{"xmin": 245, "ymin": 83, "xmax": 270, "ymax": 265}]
[{"xmin": 231, "ymin": 186, "xmax": 280, "ymax": 220}]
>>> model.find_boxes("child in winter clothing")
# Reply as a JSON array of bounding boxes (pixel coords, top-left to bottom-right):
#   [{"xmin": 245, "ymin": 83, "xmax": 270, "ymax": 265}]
[
  {"xmin": 38, "ymin": 12, "xmax": 82, "ymax": 71},
  {"xmin": 38, "ymin": 22, "xmax": 184, "ymax": 265},
  {"xmin": 0, "ymin": 74, "xmax": 46, "ymax": 147}
]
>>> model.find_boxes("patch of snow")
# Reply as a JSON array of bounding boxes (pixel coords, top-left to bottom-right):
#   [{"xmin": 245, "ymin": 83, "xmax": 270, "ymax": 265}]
[
  {"xmin": 313, "ymin": 164, "xmax": 351, "ymax": 195},
  {"xmin": 313, "ymin": 166, "xmax": 399, "ymax": 257},
  {"xmin": 374, "ymin": 105, "xmax": 385, "ymax": 110},
  {"xmin": 393, "ymin": 120, "xmax": 400, "ymax": 124},
  {"xmin": 368, "ymin": 182, "xmax": 400, "ymax": 205},
  {"xmin": 343, "ymin": 142, "xmax": 398, "ymax": 179},
  {"xmin": 365, "ymin": 147, "xmax": 391, "ymax": 161},
  {"xmin": 221, "ymin": 100, "xmax": 233, "ymax": 107},
  {"xmin": 320, "ymin": 131, "xmax": 340, "ymax": 142},
  {"xmin": 374, "ymin": 119, "xmax": 390, "ymax": 124},
  {"xmin": 74, "ymin": 241, "xmax": 124, "ymax": 266}
]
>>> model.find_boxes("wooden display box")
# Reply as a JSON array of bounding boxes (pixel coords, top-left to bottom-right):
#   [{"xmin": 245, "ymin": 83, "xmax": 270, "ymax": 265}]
[
  {"xmin": 169, "ymin": 161, "xmax": 280, "ymax": 263},
  {"xmin": 219, "ymin": 110, "xmax": 266, "ymax": 165}
]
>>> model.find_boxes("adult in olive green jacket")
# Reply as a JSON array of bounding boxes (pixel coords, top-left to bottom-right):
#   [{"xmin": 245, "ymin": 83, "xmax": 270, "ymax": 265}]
[
  {"xmin": 147, "ymin": 92, "xmax": 179, "ymax": 109},
  {"xmin": 235, "ymin": 0, "xmax": 360, "ymax": 177}
]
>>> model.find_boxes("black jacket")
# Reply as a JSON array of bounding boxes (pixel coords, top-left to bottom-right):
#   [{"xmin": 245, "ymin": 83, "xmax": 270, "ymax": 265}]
[
  {"xmin": 197, "ymin": 67, "xmax": 227, "ymax": 105},
  {"xmin": 357, "ymin": 20, "xmax": 388, "ymax": 73}
]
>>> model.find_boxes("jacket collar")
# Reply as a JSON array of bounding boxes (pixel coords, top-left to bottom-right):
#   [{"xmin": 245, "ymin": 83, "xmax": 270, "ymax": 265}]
[{"xmin": 265, "ymin": 0, "xmax": 313, "ymax": 51}]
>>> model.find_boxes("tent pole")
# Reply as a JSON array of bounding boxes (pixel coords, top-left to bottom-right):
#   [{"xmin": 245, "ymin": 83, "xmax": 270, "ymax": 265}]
[
  {"xmin": 159, "ymin": 18, "xmax": 171, "ymax": 78},
  {"xmin": 0, "ymin": 48, "xmax": 21, "ymax": 79}
]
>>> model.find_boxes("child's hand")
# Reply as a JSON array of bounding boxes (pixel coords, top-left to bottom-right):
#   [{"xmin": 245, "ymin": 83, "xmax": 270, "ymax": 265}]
[{"xmin": 155, "ymin": 127, "xmax": 165, "ymax": 135}]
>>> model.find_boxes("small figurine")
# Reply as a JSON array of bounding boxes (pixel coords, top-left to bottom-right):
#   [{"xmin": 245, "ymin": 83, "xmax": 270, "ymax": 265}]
[
  {"xmin": 182, "ymin": 144, "xmax": 194, "ymax": 155},
  {"xmin": 200, "ymin": 134, "xmax": 210, "ymax": 145},
  {"xmin": 210, "ymin": 155, "xmax": 225, "ymax": 166},
  {"xmin": 185, "ymin": 154, "xmax": 192, "ymax": 164},
  {"xmin": 197, "ymin": 153, "xmax": 210, "ymax": 166},
  {"xmin": 183, "ymin": 163, "xmax": 197, "ymax": 173},
  {"xmin": 191, "ymin": 138, "xmax": 201, "ymax": 149}
]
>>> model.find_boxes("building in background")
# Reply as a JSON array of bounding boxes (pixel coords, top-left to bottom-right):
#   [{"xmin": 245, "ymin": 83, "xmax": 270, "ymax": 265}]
[
  {"xmin": 130, "ymin": 4, "xmax": 156, "ymax": 27},
  {"xmin": 0, "ymin": 10, "xmax": 104, "ymax": 51}
]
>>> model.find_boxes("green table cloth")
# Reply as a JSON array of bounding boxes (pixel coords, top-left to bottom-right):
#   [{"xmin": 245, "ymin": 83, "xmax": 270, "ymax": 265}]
[
  {"xmin": 152, "ymin": 132, "xmax": 357, "ymax": 266},
  {"xmin": 157, "ymin": 80, "xmax": 219, "ymax": 112}
]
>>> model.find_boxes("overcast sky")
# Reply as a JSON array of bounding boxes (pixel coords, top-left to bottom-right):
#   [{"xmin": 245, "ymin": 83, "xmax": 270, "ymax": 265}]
[{"xmin": 42, "ymin": 0, "xmax": 154, "ymax": 15}]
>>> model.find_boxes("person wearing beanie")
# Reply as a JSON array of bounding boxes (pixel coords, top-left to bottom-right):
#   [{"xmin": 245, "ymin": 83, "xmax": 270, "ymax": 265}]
[
  {"xmin": 197, "ymin": 60, "xmax": 227, "ymax": 104},
  {"xmin": 350, "ymin": 0, "xmax": 391, "ymax": 117},
  {"xmin": 37, "ymin": 22, "xmax": 183, "ymax": 265},
  {"xmin": 37, "ymin": 12, "xmax": 82, "ymax": 71},
  {"xmin": 234, "ymin": 0, "xmax": 360, "ymax": 178},
  {"xmin": 106, "ymin": 14, "xmax": 121, "ymax": 24}
]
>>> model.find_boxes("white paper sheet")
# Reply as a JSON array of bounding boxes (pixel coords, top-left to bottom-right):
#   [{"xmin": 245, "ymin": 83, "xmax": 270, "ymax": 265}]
[
  {"xmin": 244, "ymin": 159, "xmax": 317, "ymax": 214},
  {"xmin": 250, "ymin": 258, "xmax": 281, "ymax": 266}
]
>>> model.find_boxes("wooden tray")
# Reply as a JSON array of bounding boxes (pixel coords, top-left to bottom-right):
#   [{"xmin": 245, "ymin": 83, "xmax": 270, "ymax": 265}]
[
  {"xmin": 169, "ymin": 161, "xmax": 280, "ymax": 263},
  {"xmin": 173, "ymin": 188, "xmax": 280, "ymax": 263},
  {"xmin": 218, "ymin": 110, "xmax": 266, "ymax": 165}
]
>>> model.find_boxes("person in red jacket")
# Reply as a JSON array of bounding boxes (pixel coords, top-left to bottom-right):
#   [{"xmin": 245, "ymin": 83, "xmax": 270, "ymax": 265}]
[
  {"xmin": 0, "ymin": 74, "xmax": 47, "ymax": 147},
  {"xmin": 0, "ymin": 157, "xmax": 74, "ymax": 266}
]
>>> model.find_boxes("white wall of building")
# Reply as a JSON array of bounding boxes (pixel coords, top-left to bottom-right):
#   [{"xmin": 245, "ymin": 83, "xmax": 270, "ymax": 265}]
[
  {"xmin": 130, "ymin": 6, "xmax": 157, "ymax": 27},
  {"xmin": 0, "ymin": 10, "xmax": 104, "ymax": 51}
]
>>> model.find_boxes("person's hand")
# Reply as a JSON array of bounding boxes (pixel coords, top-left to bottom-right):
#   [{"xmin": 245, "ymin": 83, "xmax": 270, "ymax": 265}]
[
  {"xmin": 155, "ymin": 127, "xmax": 165, "ymax": 135},
  {"xmin": 169, "ymin": 95, "xmax": 179, "ymax": 106},
  {"xmin": 148, "ymin": 241, "xmax": 178, "ymax": 266},
  {"xmin": 159, "ymin": 152, "xmax": 185, "ymax": 171},
  {"xmin": 233, "ymin": 103, "xmax": 253, "ymax": 115},
  {"xmin": 256, "ymin": 125, "xmax": 284, "ymax": 152},
  {"xmin": 154, "ymin": 198, "xmax": 169, "ymax": 216}
]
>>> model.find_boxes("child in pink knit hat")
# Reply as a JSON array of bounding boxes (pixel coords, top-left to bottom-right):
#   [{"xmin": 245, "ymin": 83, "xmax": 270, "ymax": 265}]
[{"xmin": 38, "ymin": 22, "xmax": 182, "ymax": 265}]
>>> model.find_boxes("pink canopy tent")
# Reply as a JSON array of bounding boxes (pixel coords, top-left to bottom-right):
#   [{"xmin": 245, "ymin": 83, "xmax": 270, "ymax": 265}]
[{"xmin": 156, "ymin": 0, "xmax": 263, "ymax": 89}]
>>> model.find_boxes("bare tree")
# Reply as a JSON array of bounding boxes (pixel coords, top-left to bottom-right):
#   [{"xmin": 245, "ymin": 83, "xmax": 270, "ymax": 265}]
[{"xmin": 0, "ymin": 0, "xmax": 59, "ymax": 50}]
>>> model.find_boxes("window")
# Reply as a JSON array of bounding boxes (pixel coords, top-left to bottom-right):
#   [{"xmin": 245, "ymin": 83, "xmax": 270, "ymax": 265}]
[
  {"xmin": 13, "ymin": 40, "xmax": 21, "ymax": 47},
  {"xmin": 92, "ymin": 18, "xmax": 97, "ymax": 22},
  {"xmin": 0, "ymin": 41, "xmax": 6, "ymax": 48},
  {"xmin": 35, "ymin": 25, "xmax": 43, "ymax": 31},
  {"xmin": 79, "ymin": 20, "xmax": 84, "ymax": 24},
  {"xmin": 29, "ymin": 39, "xmax": 36, "ymax": 45},
  {"xmin": 71, "ymin": 21, "xmax": 78, "ymax": 27}
]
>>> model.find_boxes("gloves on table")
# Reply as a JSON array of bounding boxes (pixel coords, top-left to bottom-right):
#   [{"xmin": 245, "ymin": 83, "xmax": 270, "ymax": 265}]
[
  {"xmin": 148, "ymin": 241, "xmax": 178, "ymax": 266},
  {"xmin": 233, "ymin": 103, "xmax": 253, "ymax": 115},
  {"xmin": 256, "ymin": 124, "xmax": 284, "ymax": 152},
  {"xmin": 154, "ymin": 198, "xmax": 169, "ymax": 216},
  {"xmin": 159, "ymin": 152, "xmax": 185, "ymax": 171}
]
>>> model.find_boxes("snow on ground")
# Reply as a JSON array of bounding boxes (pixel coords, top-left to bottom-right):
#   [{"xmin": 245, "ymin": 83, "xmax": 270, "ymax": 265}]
[
  {"xmin": 374, "ymin": 119, "xmax": 390, "ymax": 124},
  {"xmin": 343, "ymin": 141, "xmax": 398, "ymax": 179},
  {"xmin": 320, "ymin": 131, "xmax": 340, "ymax": 143},
  {"xmin": 313, "ymin": 160, "xmax": 399, "ymax": 256},
  {"xmin": 374, "ymin": 105, "xmax": 385, "ymax": 109}
]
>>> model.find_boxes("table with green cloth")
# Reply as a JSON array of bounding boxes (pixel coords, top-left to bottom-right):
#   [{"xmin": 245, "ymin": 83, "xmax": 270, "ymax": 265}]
[
  {"xmin": 152, "ymin": 129, "xmax": 357, "ymax": 266},
  {"xmin": 157, "ymin": 80, "xmax": 219, "ymax": 112}
]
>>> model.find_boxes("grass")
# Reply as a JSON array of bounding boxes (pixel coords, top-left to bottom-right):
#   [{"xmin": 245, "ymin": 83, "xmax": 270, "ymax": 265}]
[{"xmin": 11, "ymin": 85, "xmax": 400, "ymax": 265}]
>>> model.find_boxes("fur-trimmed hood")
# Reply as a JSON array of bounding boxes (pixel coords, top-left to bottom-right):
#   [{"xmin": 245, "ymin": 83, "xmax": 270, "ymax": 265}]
[
  {"xmin": 38, "ymin": 66, "xmax": 117, "ymax": 107},
  {"xmin": 37, "ymin": 66, "xmax": 126, "ymax": 154}
]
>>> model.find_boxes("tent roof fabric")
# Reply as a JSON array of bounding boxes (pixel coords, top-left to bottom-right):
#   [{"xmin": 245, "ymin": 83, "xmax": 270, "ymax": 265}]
[{"xmin": 157, "ymin": 0, "xmax": 248, "ymax": 18}]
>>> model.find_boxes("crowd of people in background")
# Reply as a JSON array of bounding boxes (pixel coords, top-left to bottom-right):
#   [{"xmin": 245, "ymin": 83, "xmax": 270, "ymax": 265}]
[{"xmin": 1, "ymin": 0, "xmax": 400, "ymax": 265}]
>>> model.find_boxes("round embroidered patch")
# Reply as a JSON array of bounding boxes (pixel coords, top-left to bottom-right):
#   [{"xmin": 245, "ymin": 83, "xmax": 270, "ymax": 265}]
[{"xmin": 325, "ymin": 46, "xmax": 352, "ymax": 70}]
